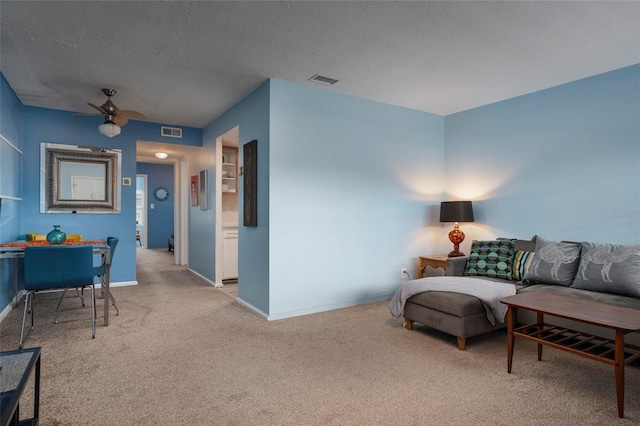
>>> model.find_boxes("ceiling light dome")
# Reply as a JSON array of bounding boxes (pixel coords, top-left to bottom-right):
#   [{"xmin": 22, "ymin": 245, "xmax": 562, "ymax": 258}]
[
  {"xmin": 98, "ymin": 120, "xmax": 121, "ymax": 138},
  {"xmin": 155, "ymin": 152, "xmax": 168, "ymax": 159}
]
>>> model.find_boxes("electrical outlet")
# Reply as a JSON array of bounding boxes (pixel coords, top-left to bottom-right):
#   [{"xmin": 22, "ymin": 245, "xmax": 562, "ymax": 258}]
[{"xmin": 401, "ymin": 268, "xmax": 408, "ymax": 279}]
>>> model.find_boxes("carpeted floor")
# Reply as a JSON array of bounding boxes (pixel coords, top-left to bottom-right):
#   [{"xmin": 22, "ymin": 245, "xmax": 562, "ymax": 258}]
[{"xmin": 1, "ymin": 248, "xmax": 638, "ymax": 425}]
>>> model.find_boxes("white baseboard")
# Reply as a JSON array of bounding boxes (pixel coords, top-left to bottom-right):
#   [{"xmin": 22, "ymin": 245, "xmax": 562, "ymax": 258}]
[
  {"xmin": 235, "ymin": 297, "xmax": 268, "ymax": 319},
  {"xmin": 187, "ymin": 268, "xmax": 223, "ymax": 288},
  {"xmin": 0, "ymin": 303, "xmax": 11, "ymax": 323},
  {"xmin": 98, "ymin": 280, "xmax": 138, "ymax": 289},
  {"xmin": 0, "ymin": 289, "xmax": 25, "ymax": 323},
  {"xmin": 265, "ymin": 293, "xmax": 394, "ymax": 321}
]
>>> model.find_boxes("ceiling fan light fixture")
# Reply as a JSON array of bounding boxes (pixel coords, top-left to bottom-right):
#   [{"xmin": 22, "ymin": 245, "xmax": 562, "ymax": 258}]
[
  {"xmin": 155, "ymin": 152, "xmax": 168, "ymax": 159},
  {"xmin": 98, "ymin": 121, "xmax": 121, "ymax": 138}
]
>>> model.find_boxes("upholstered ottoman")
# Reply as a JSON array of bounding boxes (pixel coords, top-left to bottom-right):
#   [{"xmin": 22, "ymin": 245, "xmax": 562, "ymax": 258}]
[
  {"xmin": 403, "ymin": 239, "xmax": 535, "ymax": 350},
  {"xmin": 404, "ymin": 290, "xmax": 506, "ymax": 350}
]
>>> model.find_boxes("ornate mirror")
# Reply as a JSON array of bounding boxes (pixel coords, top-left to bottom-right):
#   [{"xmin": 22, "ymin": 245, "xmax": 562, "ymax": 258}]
[{"xmin": 40, "ymin": 143, "xmax": 122, "ymax": 214}]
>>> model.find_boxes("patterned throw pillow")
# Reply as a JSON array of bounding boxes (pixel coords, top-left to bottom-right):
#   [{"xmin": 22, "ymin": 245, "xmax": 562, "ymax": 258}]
[
  {"xmin": 464, "ymin": 239, "xmax": 516, "ymax": 280},
  {"xmin": 522, "ymin": 237, "xmax": 581, "ymax": 286},
  {"xmin": 512, "ymin": 250, "xmax": 535, "ymax": 281},
  {"xmin": 571, "ymin": 242, "xmax": 640, "ymax": 298}
]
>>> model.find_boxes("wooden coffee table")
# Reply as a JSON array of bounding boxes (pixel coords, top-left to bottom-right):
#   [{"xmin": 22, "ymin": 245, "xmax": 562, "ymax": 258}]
[{"xmin": 501, "ymin": 292, "xmax": 640, "ymax": 418}]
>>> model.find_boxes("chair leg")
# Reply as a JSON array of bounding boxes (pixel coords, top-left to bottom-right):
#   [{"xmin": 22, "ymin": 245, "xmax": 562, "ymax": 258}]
[
  {"xmin": 99, "ymin": 275, "xmax": 119, "ymax": 316},
  {"xmin": 19, "ymin": 292, "xmax": 33, "ymax": 349},
  {"xmin": 90, "ymin": 285, "xmax": 96, "ymax": 339},
  {"xmin": 109, "ymin": 292, "xmax": 119, "ymax": 316}
]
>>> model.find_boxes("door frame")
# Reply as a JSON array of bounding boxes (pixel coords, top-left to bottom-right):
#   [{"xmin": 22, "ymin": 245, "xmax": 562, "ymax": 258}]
[
  {"xmin": 214, "ymin": 126, "xmax": 240, "ymax": 286},
  {"xmin": 215, "ymin": 134, "xmax": 224, "ymax": 285},
  {"xmin": 136, "ymin": 174, "xmax": 148, "ymax": 248}
]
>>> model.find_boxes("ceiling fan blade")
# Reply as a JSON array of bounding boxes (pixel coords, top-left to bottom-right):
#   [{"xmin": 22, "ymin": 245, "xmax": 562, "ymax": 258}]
[
  {"xmin": 112, "ymin": 115, "xmax": 129, "ymax": 127},
  {"xmin": 88, "ymin": 103, "xmax": 107, "ymax": 115},
  {"xmin": 118, "ymin": 110, "xmax": 147, "ymax": 120}
]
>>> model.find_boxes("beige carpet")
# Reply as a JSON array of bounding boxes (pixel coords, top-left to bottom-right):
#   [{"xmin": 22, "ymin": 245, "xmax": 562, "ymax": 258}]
[{"xmin": 1, "ymin": 248, "xmax": 638, "ymax": 425}]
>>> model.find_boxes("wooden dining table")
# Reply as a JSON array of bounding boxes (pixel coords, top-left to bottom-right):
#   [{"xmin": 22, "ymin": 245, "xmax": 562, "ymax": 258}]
[{"xmin": 0, "ymin": 240, "xmax": 113, "ymax": 326}]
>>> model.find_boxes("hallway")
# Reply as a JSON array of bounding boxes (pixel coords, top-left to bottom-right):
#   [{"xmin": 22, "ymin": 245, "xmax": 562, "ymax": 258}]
[{"xmin": 136, "ymin": 246, "xmax": 237, "ymax": 298}]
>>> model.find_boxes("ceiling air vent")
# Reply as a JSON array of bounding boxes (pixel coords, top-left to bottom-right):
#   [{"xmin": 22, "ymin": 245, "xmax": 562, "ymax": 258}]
[
  {"xmin": 308, "ymin": 74, "xmax": 339, "ymax": 86},
  {"xmin": 161, "ymin": 126, "xmax": 182, "ymax": 138}
]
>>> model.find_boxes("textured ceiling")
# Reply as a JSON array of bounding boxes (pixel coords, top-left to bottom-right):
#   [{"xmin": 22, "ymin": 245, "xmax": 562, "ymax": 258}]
[{"xmin": 1, "ymin": 1, "xmax": 639, "ymax": 129}]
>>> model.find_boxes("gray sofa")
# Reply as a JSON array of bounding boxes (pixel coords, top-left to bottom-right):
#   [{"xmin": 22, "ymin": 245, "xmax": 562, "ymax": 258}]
[{"xmin": 403, "ymin": 237, "xmax": 640, "ymax": 350}]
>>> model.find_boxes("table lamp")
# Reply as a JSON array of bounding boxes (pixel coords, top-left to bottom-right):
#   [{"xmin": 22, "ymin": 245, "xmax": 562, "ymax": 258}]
[{"xmin": 440, "ymin": 201, "xmax": 474, "ymax": 257}]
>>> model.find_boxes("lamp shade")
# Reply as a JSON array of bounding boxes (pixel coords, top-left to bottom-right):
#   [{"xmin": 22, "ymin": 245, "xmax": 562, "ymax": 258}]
[
  {"xmin": 440, "ymin": 201, "xmax": 474, "ymax": 223},
  {"xmin": 98, "ymin": 121, "xmax": 121, "ymax": 138}
]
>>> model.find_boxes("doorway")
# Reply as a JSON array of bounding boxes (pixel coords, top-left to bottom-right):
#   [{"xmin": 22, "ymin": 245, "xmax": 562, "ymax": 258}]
[
  {"xmin": 215, "ymin": 126, "xmax": 239, "ymax": 288},
  {"xmin": 136, "ymin": 141, "xmax": 195, "ymax": 267}
]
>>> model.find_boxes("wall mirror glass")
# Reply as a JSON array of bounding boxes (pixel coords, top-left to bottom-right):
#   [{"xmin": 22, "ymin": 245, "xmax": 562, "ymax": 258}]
[{"xmin": 40, "ymin": 143, "xmax": 122, "ymax": 214}]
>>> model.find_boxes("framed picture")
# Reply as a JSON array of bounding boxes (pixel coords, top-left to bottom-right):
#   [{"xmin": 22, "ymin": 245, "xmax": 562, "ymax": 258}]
[
  {"xmin": 199, "ymin": 169, "xmax": 208, "ymax": 210},
  {"xmin": 190, "ymin": 175, "xmax": 198, "ymax": 206},
  {"xmin": 243, "ymin": 139, "xmax": 258, "ymax": 227}
]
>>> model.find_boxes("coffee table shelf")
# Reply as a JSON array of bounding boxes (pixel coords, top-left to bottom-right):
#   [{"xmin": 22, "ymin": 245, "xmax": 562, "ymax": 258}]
[{"xmin": 514, "ymin": 322, "xmax": 640, "ymax": 365}]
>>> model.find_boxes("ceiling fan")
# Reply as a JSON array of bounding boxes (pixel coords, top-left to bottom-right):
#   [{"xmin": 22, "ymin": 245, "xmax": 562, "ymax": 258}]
[
  {"xmin": 79, "ymin": 88, "xmax": 147, "ymax": 137},
  {"xmin": 87, "ymin": 88, "xmax": 147, "ymax": 127}
]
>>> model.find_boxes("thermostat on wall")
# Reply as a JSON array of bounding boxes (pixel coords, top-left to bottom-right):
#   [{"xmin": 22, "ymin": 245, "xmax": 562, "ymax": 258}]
[{"xmin": 122, "ymin": 177, "xmax": 132, "ymax": 186}]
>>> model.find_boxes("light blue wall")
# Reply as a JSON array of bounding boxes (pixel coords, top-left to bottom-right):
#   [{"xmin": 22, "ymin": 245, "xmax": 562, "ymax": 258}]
[
  {"xmin": 0, "ymin": 73, "xmax": 24, "ymax": 309},
  {"xmin": 136, "ymin": 162, "xmax": 174, "ymax": 249},
  {"xmin": 189, "ymin": 81, "xmax": 270, "ymax": 313},
  {"xmin": 190, "ymin": 79, "xmax": 445, "ymax": 318},
  {"xmin": 444, "ymin": 64, "xmax": 640, "ymax": 248},
  {"xmin": 267, "ymin": 79, "xmax": 445, "ymax": 319}
]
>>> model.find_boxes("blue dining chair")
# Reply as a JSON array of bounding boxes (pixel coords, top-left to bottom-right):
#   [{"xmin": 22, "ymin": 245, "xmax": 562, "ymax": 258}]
[
  {"xmin": 21, "ymin": 245, "xmax": 96, "ymax": 348},
  {"xmin": 53, "ymin": 237, "xmax": 120, "ymax": 322}
]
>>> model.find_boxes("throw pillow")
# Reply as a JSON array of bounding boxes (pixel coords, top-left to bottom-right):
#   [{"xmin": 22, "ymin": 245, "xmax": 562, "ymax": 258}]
[
  {"xmin": 522, "ymin": 237, "xmax": 581, "ymax": 286},
  {"xmin": 464, "ymin": 239, "xmax": 516, "ymax": 280},
  {"xmin": 512, "ymin": 250, "xmax": 535, "ymax": 281},
  {"xmin": 571, "ymin": 242, "xmax": 640, "ymax": 298}
]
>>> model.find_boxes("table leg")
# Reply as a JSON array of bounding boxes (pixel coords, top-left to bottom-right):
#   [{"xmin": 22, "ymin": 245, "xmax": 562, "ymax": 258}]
[
  {"xmin": 614, "ymin": 330, "xmax": 625, "ymax": 418},
  {"xmin": 537, "ymin": 312, "xmax": 543, "ymax": 361},
  {"xmin": 34, "ymin": 353, "xmax": 41, "ymax": 421},
  {"xmin": 12, "ymin": 258, "xmax": 19, "ymax": 307},
  {"xmin": 103, "ymin": 249, "xmax": 110, "ymax": 326},
  {"xmin": 507, "ymin": 305, "xmax": 514, "ymax": 373}
]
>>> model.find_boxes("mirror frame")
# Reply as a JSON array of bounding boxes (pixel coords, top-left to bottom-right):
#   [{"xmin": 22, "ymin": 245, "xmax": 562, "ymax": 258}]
[{"xmin": 41, "ymin": 143, "xmax": 122, "ymax": 214}]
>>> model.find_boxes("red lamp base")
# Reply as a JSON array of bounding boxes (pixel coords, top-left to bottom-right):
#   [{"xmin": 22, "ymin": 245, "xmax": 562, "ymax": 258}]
[{"xmin": 447, "ymin": 223, "xmax": 466, "ymax": 258}]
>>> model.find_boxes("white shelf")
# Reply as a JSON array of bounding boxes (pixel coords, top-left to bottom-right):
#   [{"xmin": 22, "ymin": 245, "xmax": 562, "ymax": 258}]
[{"xmin": 222, "ymin": 146, "xmax": 238, "ymax": 197}]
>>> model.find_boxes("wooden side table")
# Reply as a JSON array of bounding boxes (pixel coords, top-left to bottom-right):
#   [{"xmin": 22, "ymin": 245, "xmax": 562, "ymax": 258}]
[{"xmin": 418, "ymin": 254, "xmax": 449, "ymax": 278}]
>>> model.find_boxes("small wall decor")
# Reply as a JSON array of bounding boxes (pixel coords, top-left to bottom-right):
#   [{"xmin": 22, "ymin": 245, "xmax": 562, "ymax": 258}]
[
  {"xmin": 190, "ymin": 175, "xmax": 198, "ymax": 206},
  {"xmin": 153, "ymin": 186, "xmax": 169, "ymax": 201},
  {"xmin": 199, "ymin": 169, "xmax": 208, "ymax": 210},
  {"xmin": 243, "ymin": 139, "xmax": 258, "ymax": 227}
]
